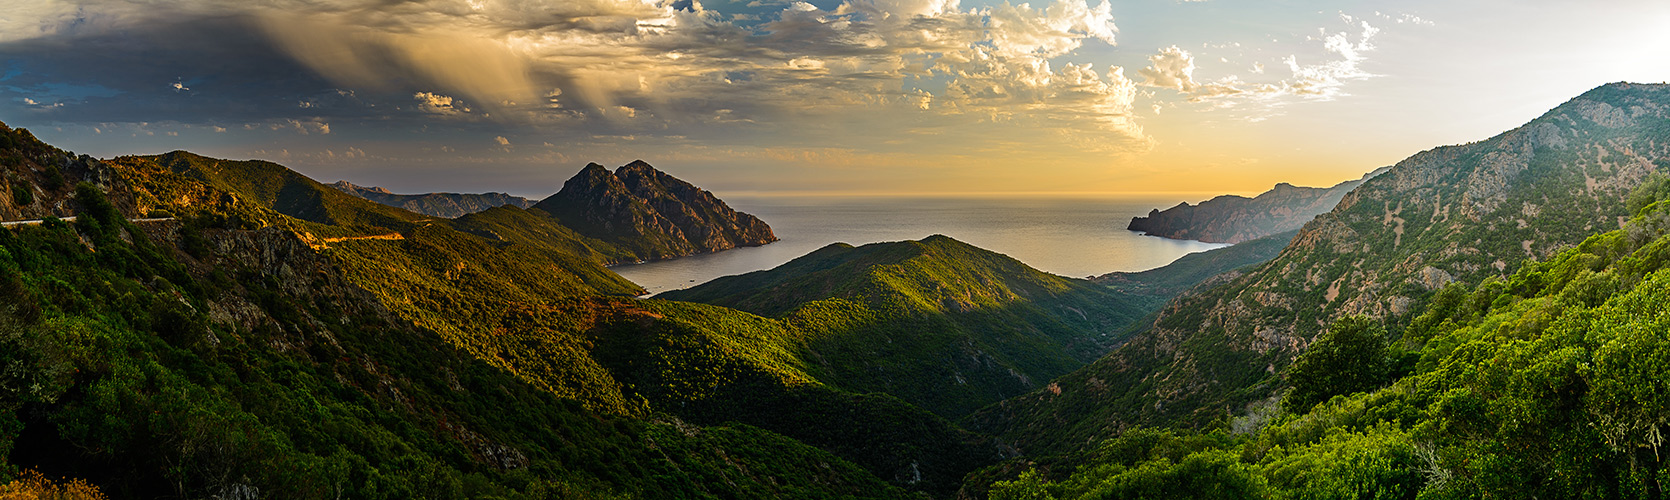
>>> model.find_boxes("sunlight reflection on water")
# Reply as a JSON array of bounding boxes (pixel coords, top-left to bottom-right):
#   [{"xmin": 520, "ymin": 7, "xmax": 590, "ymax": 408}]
[{"xmin": 612, "ymin": 195, "xmax": 1230, "ymax": 296}]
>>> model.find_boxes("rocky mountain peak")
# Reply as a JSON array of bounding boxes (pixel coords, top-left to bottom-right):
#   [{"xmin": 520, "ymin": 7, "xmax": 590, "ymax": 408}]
[
  {"xmin": 534, "ymin": 161, "xmax": 776, "ymax": 263},
  {"xmin": 618, "ymin": 159, "xmax": 656, "ymax": 172}
]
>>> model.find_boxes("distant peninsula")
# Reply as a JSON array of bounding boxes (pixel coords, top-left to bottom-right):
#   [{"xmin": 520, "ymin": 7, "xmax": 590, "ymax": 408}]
[{"xmin": 1128, "ymin": 166, "xmax": 1388, "ymax": 244}]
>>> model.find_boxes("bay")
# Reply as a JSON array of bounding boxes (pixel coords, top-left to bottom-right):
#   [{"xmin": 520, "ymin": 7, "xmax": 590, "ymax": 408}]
[{"xmin": 612, "ymin": 194, "xmax": 1230, "ymax": 295}]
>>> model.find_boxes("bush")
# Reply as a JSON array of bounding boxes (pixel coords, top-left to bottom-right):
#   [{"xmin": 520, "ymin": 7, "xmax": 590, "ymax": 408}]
[
  {"xmin": 1285, "ymin": 316, "xmax": 1391, "ymax": 413},
  {"xmin": 1627, "ymin": 172, "xmax": 1670, "ymax": 216},
  {"xmin": 11, "ymin": 182, "xmax": 31, "ymax": 206}
]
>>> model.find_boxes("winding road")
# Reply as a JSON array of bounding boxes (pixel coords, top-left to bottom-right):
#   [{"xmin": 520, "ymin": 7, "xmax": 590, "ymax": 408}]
[{"xmin": 0, "ymin": 216, "xmax": 175, "ymax": 227}]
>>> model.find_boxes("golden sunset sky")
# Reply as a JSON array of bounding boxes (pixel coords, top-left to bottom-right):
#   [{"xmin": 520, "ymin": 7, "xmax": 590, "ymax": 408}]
[{"xmin": 2, "ymin": 0, "xmax": 1669, "ymax": 197}]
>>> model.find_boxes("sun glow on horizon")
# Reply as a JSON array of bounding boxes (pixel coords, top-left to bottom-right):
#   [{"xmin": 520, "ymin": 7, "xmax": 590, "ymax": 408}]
[{"xmin": 2, "ymin": 1, "xmax": 1668, "ymax": 197}]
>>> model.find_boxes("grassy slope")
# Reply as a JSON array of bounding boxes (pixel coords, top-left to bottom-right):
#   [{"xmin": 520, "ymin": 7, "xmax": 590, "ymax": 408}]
[
  {"xmin": 978, "ymin": 188, "xmax": 1670, "ymax": 500},
  {"xmin": 111, "ymin": 151, "xmax": 423, "ymax": 233},
  {"xmin": 0, "ymin": 219, "xmax": 913, "ymax": 500},
  {"xmin": 662, "ymin": 235, "xmax": 1147, "ymax": 419},
  {"xmin": 450, "ymin": 205, "xmax": 629, "ymax": 268}
]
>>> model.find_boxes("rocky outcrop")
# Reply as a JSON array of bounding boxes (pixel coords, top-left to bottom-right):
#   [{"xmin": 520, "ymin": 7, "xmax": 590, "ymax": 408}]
[
  {"xmin": 533, "ymin": 160, "xmax": 776, "ymax": 263},
  {"xmin": 1128, "ymin": 167, "xmax": 1389, "ymax": 244},
  {"xmin": 329, "ymin": 180, "xmax": 534, "ymax": 218},
  {"xmin": 0, "ymin": 123, "xmax": 141, "ymax": 221}
]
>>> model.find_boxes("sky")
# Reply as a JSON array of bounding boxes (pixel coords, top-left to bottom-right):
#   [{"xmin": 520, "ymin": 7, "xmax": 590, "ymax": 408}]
[{"xmin": 1, "ymin": 0, "xmax": 1668, "ymax": 199}]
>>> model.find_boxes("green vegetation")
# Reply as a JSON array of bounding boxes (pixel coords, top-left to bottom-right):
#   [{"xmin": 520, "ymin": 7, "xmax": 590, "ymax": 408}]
[
  {"xmin": 1628, "ymin": 172, "xmax": 1670, "ymax": 216},
  {"xmin": 12, "ymin": 83, "xmax": 1670, "ymax": 500},
  {"xmin": 0, "ymin": 124, "xmax": 85, "ymax": 215},
  {"xmin": 450, "ymin": 205, "xmax": 633, "ymax": 274},
  {"xmin": 664, "ymin": 235, "xmax": 1146, "ymax": 418},
  {"xmin": 1282, "ymin": 316, "xmax": 1398, "ymax": 413},
  {"xmin": 966, "ymin": 82, "xmax": 1670, "ymax": 459},
  {"xmin": 9, "ymin": 181, "xmax": 31, "ymax": 206},
  {"xmin": 98, "ymin": 151, "xmax": 1002, "ymax": 496},
  {"xmin": 0, "ymin": 146, "xmax": 924, "ymax": 498},
  {"xmin": 108, "ymin": 151, "xmax": 426, "ymax": 234},
  {"xmin": 978, "ymin": 172, "xmax": 1670, "ymax": 499},
  {"xmin": 0, "ymin": 138, "xmax": 1090, "ymax": 498},
  {"xmin": 1096, "ymin": 229, "xmax": 1298, "ymax": 311}
]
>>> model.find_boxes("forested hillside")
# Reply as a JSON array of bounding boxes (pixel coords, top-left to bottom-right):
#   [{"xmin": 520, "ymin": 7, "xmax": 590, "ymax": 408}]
[
  {"xmin": 0, "ymin": 123, "xmax": 922, "ymax": 499},
  {"xmin": 106, "ymin": 149, "xmax": 1013, "ymax": 497},
  {"xmin": 981, "ymin": 174, "xmax": 1670, "ymax": 499},
  {"xmin": 1094, "ymin": 229, "xmax": 1299, "ymax": 311},
  {"xmin": 9, "ymin": 82, "xmax": 1667, "ymax": 500},
  {"xmin": 665, "ymin": 236, "xmax": 1145, "ymax": 418},
  {"xmin": 966, "ymin": 83, "xmax": 1670, "ymax": 458}
]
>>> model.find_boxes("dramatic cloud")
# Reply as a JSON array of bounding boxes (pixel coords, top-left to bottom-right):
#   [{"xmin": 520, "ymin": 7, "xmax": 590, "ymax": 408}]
[
  {"xmin": 255, "ymin": 10, "xmax": 538, "ymax": 114},
  {"xmin": 0, "ymin": 0, "xmax": 1143, "ymax": 153},
  {"xmin": 0, "ymin": 0, "xmax": 1454, "ymax": 195}
]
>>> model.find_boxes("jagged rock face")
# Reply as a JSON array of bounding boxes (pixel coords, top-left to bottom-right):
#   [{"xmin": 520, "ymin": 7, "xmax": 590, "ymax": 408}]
[
  {"xmin": 1128, "ymin": 167, "xmax": 1388, "ymax": 244},
  {"xmin": 534, "ymin": 160, "xmax": 776, "ymax": 263},
  {"xmin": 969, "ymin": 82, "xmax": 1670, "ymax": 456},
  {"xmin": 329, "ymin": 180, "xmax": 534, "ymax": 218}
]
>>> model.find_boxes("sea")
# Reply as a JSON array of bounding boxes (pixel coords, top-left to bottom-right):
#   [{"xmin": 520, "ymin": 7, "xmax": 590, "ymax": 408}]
[{"xmin": 611, "ymin": 194, "xmax": 1230, "ymax": 295}]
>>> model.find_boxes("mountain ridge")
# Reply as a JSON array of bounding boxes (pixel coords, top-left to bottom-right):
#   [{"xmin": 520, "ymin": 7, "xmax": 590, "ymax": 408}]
[
  {"xmin": 979, "ymin": 172, "xmax": 1670, "ymax": 499},
  {"xmin": 968, "ymin": 81, "xmax": 1670, "ymax": 457},
  {"xmin": 329, "ymin": 180, "xmax": 536, "ymax": 218},
  {"xmin": 662, "ymin": 234, "xmax": 1146, "ymax": 418}
]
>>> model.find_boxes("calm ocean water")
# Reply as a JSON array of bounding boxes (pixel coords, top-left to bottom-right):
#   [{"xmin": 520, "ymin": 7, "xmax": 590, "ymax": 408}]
[{"xmin": 612, "ymin": 195, "xmax": 1230, "ymax": 295}]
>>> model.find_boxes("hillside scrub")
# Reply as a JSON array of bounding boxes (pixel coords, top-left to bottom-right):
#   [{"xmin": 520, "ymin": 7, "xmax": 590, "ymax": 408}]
[{"xmin": 982, "ymin": 179, "xmax": 1670, "ymax": 499}]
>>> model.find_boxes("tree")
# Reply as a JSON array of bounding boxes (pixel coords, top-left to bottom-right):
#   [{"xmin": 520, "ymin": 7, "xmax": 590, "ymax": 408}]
[{"xmin": 1284, "ymin": 316, "xmax": 1390, "ymax": 413}]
